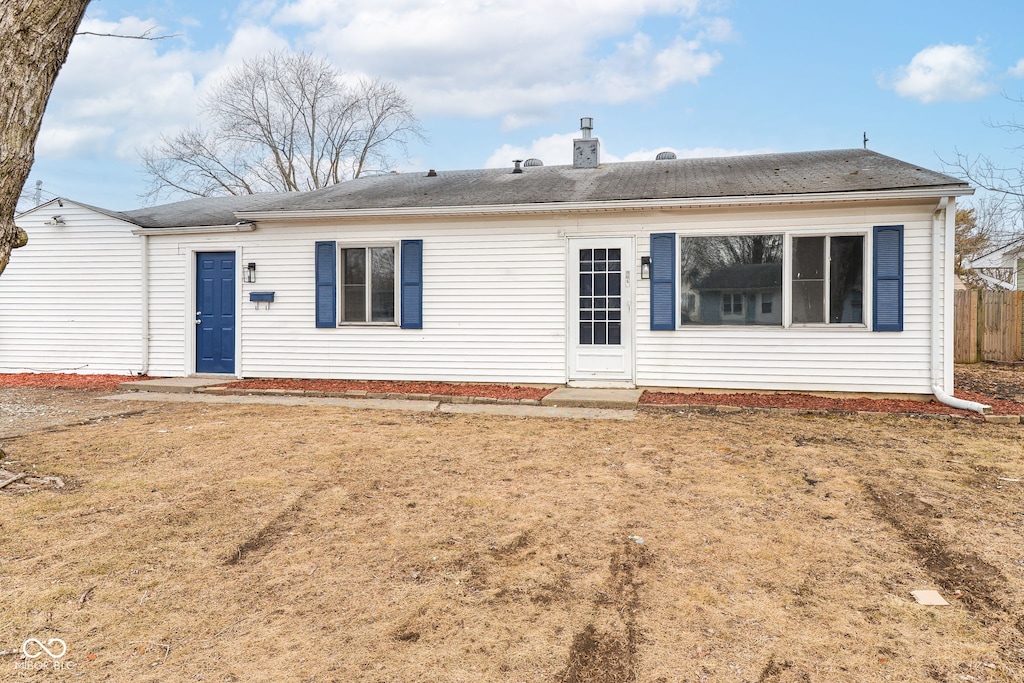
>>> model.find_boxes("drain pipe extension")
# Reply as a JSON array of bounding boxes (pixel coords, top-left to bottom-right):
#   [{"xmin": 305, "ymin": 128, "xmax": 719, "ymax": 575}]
[
  {"xmin": 933, "ymin": 382, "xmax": 989, "ymax": 414},
  {"xmin": 929, "ymin": 197, "xmax": 989, "ymax": 415}
]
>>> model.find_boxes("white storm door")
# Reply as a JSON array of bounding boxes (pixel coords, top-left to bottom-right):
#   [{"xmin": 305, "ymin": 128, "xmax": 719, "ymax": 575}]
[{"xmin": 568, "ymin": 238, "xmax": 634, "ymax": 384}]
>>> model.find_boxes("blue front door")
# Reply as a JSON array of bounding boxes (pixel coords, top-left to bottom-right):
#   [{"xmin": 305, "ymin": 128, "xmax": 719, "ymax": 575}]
[{"xmin": 196, "ymin": 252, "xmax": 235, "ymax": 374}]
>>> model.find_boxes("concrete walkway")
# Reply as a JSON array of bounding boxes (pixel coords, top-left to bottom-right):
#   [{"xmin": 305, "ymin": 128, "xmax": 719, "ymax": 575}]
[
  {"xmin": 101, "ymin": 391, "xmax": 637, "ymax": 421},
  {"xmin": 116, "ymin": 378, "xmax": 645, "ymax": 419}
]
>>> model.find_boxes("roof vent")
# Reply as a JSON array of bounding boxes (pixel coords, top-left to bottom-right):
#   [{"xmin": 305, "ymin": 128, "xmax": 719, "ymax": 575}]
[
  {"xmin": 523, "ymin": 158, "xmax": 543, "ymax": 167},
  {"xmin": 580, "ymin": 117, "xmax": 593, "ymax": 139},
  {"xmin": 655, "ymin": 151, "xmax": 677, "ymax": 160},
  {"xmin": 426, "ymin": 169, "xmax": 437, "ymax": 177},
  {"xmin": 512, "ymin": 159, "xmax": 523, "ymax": 174}
]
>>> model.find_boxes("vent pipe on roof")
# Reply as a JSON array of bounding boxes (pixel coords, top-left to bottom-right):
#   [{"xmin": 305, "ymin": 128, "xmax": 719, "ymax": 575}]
[
  {"xmin": 580, "ymin": 117, "xmax": 593, "ymax": 139},
  {"xmin": 573, "ymin": 117, "xmax": 600, "ymax": 169},
  {"xmin": 426, "ymin": 169, "xmax": 437, "ymax": 177},
  {"xmin": 512, "ymin": 159, "xmax": 523, "ymax": 174}
]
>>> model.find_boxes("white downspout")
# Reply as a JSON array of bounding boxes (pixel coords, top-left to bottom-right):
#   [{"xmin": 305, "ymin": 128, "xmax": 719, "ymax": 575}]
[
  {"xmin": 931, "ymin": 196, "xmax": 989, "ymax": 414},
  {"xmin": 139, "ymin": 233, "xmax": 150, "ymax": 376}
]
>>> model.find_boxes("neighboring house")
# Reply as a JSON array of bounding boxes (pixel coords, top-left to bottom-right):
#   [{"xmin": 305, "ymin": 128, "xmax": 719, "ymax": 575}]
[
  {"xmin": 963, "ymin": 236, "xmax": 1024, "ymax": 290},
  {"xmin": 691, "ymin": 263, "xmax": 783, "ymax": 326},
  {"xmin": 4, "ymin": 124, "xmax": 972, "ymax": 396}
]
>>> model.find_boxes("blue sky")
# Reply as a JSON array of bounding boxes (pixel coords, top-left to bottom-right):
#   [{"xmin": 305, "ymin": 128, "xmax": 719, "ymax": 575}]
[{"xmin": 21, "ymin": 0, "xmax": 1024, "ymax": 213}]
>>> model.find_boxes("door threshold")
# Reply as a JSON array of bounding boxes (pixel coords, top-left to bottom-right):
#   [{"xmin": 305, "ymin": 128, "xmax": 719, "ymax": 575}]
[{"xmin": 567, "ymin": 380, "xmax": 637, "ymax": 389}]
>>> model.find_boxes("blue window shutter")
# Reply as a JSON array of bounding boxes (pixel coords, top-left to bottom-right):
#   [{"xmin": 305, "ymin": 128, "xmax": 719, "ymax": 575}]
[
  {"xmin": 650, "ymin": 232, "xmax": 676, "ymax": 330},
  {"xmin": 315, "ymin": 241, "xmax": 336, "ymax": 328},
  {"xmin": 400, "ymin": 239, "xmax": 423, "ymax": 329},
  {"xmin": 873, "ymin": 225, "xmax": 903, "ymax": 332}
]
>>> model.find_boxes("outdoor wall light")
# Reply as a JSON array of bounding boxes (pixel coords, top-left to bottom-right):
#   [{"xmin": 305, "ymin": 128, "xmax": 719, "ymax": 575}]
[
  {"xmin": 245, "ymin": 261, "xmax": 257, "ymax": 283},
  {"xmin": 640, "ymin": 256, "xmax": 651, "ymax": 280}
]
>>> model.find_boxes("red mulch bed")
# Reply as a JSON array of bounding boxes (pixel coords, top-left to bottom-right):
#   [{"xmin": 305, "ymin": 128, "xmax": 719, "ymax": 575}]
[
  {"xmin": 640, "ymin": 388, "xmax": 1024, "ymax": 417},
  {"xmin": 0, "ymin": 373, "xmax": 145, "ymax": 391},
  {"xmin": 221, "ymin": 378, "xmax": 554, "ymax": 401},
  {"xmin": 1, "ymin": 373, "xmax": 1021, "ymax": 417}
]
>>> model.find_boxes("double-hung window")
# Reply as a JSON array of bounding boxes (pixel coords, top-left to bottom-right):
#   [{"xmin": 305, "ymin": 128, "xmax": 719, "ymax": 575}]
[
  {"xmin": 667, "ymin": 230, "xmax": 882, "ymax": 329},
  {"xmin": 340, "ymin": 246, "xmax": 396, "ymax": 323},
  {"xmin": 791, "ymin": 236, "xmax": 863, "ymax": 324},
  {"xmin": 315, "ymin": 239, "xmax": 423, "ymax": 329}
]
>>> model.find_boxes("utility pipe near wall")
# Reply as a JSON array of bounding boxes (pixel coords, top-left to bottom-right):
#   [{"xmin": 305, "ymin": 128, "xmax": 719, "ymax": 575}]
[
  {"xmin": 931, "ymin": 196, "xmax": 989, "ymax": 414},
  {"xmin": 139, "ymin": 233, "xmax": 149, "ymax": 376}
]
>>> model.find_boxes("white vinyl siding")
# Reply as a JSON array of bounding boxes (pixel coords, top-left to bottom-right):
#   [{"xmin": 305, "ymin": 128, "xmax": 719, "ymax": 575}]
[
  {"xmin": 0, "ymin": 202, "xmax": 143, "ymax": 375},
  {"xmin": 142, "ymin": 197, "xmax": 950, "ymax": 395},
  {"xmin": 636, "ymin": 201, "xmax": 946, "ymax": 394},
  {"xmin": 146, "ymin": 221, "xmax": 568, "ymax": 383}
]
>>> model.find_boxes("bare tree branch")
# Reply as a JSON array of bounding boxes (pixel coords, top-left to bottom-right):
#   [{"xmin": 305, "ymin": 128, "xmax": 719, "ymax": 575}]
[
  {"xmin": 942, "ymin": 92, "xmax": 1024, "ymax": 251},
  {"xmin": 140, "ymin": 51, "xmax": 424, "ymax": 200},
  {"xmin": 76, "ymin": 27, "xmax": 179, "ymax": 41}
]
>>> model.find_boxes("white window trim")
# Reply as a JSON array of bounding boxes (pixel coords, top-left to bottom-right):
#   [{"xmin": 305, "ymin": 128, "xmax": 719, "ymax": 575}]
[{"xmin": 337, "ymin": 242, "xmax": 400, "ymax": 326}]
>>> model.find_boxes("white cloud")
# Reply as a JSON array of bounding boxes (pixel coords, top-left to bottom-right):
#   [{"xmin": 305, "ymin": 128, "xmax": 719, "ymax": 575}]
[
  {"xmin": 614, "ymin": 145, "xmax": 772, "ymax": 162},
  {"xmin": 884, "ymin": 44, "xmax": 994, "ymax": 103},
  {"xmin": 1009, "ymin": 58, "xmax": 1024, "ymax": 78},
  {"xmin": 485, "ymin": 133, "xmax": 578, "ymax": 168},
  {"xmin": 195, "ymin": 24, "xmax": 291, "ymax": 96},
  {"xmin": 484, "ymin": 131, "xmax": 770, "ymax": 168},
  {"xmin": 275, "ymin": 0, "xmax": 727, "ymax": 119},
  {"xmin": 34, "ymin": 125, "xmax": 116, "ymax": 158},
  {"xmin": 36, "ymin": 15, "xmax": 294, "ymax": 161},
  {"xmin": 38, "ymin": 17, "xmax": 203, "ymax": 159}
]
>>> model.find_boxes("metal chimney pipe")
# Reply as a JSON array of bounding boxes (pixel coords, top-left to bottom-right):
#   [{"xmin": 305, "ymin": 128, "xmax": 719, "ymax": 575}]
[{"xmin": 580, "ymin": 117, "xmax": 593, "ymax": 139}]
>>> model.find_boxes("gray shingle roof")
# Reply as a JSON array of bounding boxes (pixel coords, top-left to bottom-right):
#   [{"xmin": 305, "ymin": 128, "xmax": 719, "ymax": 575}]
[
  {"xmin": 118, "ymin": 148, "xmax": 969, "ymax": 229},
  {"xmin": 120, "ymin": 193, "xmax": 295, "ymax": 229}
]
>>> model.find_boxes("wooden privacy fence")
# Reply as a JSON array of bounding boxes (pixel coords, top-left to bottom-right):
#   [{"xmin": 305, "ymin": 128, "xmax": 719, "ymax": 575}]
[{"xmin": 954, "ymin": 289, "xmax": 1024, "ymax": 363}]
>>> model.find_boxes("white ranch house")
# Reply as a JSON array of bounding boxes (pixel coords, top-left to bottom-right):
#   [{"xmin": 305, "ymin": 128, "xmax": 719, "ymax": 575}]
[
  {"xmin": 3, "ymin": 129, "xmax": 973, "ymax": 398},
  {"xmin": 963, "ymin": 236, "xmax": 1024, "ymax": 290}
]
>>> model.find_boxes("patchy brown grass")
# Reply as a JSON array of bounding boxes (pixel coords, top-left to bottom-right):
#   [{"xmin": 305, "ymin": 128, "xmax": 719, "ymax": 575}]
[
  {"xmin": 222, "ymin": 378, "xmax": 555, "ymax": 401},
  {"xmin": 0, "ymin": 373, "xmax": 145, "ymax": 391},
  {"xmin": 1, "ymin": 400, "xmax": 1023, "ymax": 682}
]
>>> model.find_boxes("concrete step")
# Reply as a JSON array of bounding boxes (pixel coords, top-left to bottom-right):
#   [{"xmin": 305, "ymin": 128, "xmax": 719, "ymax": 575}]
[
  {"xmin": 540, "ymin": 387, "xmax": 643, "ymax": 409},
  {"xmin": 120, "ymin": 377, "xmax": 234, "ymax": 394}
]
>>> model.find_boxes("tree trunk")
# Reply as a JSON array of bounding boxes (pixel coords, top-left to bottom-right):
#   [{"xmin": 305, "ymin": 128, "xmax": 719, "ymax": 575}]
[{"xmin": 0, "ymin": 0, "xmax": 91, "ymax": 276}]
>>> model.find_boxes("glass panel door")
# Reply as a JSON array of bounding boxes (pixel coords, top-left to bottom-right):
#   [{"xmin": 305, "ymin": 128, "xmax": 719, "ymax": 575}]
[{"xmin": 578, "ymin": 248, "xmax": 623, "ymax": 345}]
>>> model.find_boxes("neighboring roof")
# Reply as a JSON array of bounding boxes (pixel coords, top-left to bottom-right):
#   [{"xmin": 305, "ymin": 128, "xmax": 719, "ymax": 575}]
[
  {"xmin": 697, "ymin": 263, "xmax": 783, "ymax": 291},
  {"xmin": 110, "ymin": 148, "xmax": 969, "ymax": 229},
  {"xmin": 971, "ymin": 234, "xmax": 1024, "ymax": 262}
]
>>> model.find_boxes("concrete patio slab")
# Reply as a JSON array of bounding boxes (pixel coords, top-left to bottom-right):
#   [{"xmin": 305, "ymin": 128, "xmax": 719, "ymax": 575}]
[{"xmin": 540, "ymin": 387, "xmax": 643, "ymax": 410}]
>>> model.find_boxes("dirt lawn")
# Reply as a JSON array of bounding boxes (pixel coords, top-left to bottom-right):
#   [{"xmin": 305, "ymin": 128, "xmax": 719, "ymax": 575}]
[{"xmin": 2, "ymin": 396, "xmax": 1023, "ymax": 682}]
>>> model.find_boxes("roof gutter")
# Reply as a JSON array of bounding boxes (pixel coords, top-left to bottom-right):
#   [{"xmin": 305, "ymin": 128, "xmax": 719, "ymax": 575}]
[
  {"xmin": 234, "ymin": 186, "xmax": 973, "ymax": 222},
  {"xmin": 930, "ymin": 196, "xmax": 989, "ymax": 415},
  {"xmin": 130, "ymin": 222, "xmax": 256, "ymax": 236}
]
